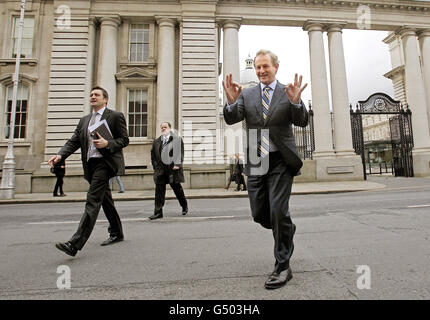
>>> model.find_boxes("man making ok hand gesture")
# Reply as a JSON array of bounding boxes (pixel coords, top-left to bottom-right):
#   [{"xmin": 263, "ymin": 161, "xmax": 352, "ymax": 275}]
[{"xmin": 223, "ymin": 49, "xmax": 309, "ymax": 290}]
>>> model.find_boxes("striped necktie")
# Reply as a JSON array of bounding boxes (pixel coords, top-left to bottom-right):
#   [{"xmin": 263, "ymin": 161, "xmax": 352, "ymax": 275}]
[
  {"xmin": 262, "ymin": 86, "xmax": 271, "ymax": 121},
  {"xmin": 87, "ymin": 112, "xmax": 98, "ymax": 160},
  {"xmin": 258, "ymin": 86, "xmax": 271, "ymax": 157}
]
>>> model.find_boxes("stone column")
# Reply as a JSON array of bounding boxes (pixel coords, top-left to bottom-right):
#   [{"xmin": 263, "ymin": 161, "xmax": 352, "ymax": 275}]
[
  {"xmin": 97, "ymin": 16, "xmax": 121, "ymax": 108},
  {"xmin": 222, "ymin": 20, "xmax": 240, "ymax": 94},
  {"xmin": 397, "ymin": 27, "xmax": 430, "ymax": 176},
  {"xmin": 222, "ymin": 19, "xmax": 243, "ymax": 158},
  {"xmin": 417, "ymin": 29, "xmax": 430, "ymax": 129},
  {"xmin": 303, "ymin": 22, "xmax": 335, "ymax": 157},
  {"xmin": 327, "ymin": 24, "xmax": 355, "ymax": 156},
  {"xmin": 85, "ymin": 17, "xmax": 97, "ymax": 113},
  {"xmin": 156, "ymin": 17, "xmax": 176, "ymax": 136}
]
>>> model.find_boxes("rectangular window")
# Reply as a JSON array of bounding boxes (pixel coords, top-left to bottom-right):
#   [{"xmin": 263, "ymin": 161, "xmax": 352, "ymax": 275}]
[
  {"xmin": 5, "ymin": 84, "xmax": 28, "ymax": 139},
  {"xmin": 128, "ymin": 89, "xmax": 148, "ymax": 137},
  {"xmin": 11, "ymin": 17, "xmax": 34, "ymax": 58},
  {"xmin": 129, "ymin": 24, "xmax": 149, "ymax": 62}
]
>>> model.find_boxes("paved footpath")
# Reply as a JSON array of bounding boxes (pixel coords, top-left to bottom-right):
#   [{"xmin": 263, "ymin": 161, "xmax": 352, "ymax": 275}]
[{"xmin": 0, "ymin": 179, "xmax": 386, "ymax": 204}]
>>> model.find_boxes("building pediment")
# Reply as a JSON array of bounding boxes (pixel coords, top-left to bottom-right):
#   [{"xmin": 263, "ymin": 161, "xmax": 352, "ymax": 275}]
[
  {"xmin": 0, "ymin": 73, "xmax": 38, "ymax": 84},
  {"xmin": 115, "ymin": 67, "xmax": 157, "ymax": 82}
]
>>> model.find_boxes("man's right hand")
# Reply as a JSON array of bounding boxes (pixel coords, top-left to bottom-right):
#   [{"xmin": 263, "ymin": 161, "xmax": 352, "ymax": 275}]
[
  {"xmin": 222, "ymin": 73, "xmax": 242, "ymax": 105},
  {"xmin": 48, "ymin": 155, "xmax": 62, "ymax": 168}
]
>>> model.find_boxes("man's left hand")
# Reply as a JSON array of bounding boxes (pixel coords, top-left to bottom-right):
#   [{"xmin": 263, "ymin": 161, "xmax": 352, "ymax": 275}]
[
  {"xmin": 93, "ymin": 132, "xmax": 109, "ymax": 148},
  {"xmin": 173, "ymin": 166, "xmax": 180, "ymax": 170},
  {"xmin": 285, "ymin": 73, "xmax": 308, "ymax": 104}
]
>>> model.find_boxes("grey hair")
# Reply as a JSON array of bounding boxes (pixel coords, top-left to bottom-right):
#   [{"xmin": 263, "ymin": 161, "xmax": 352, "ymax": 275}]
[{"xmin": 254, "ymin": 49, "xmax": 279, "ymax": 66}]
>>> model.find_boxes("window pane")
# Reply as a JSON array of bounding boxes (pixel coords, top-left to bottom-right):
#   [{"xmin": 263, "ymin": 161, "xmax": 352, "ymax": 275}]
[
  {"xmin": 21, "ymin": 100, "xmax": 27, "ymax": 112},
  {"xmin": 136, "ymin": 114, "xmax": 142, "ymax": 126},
  {"xmin": 136, "ymin": 29, "xmax": 143, "ymax": 42},
  {"xmin": 127, "ymin": 89, "xmax": 148, "ymax": 137},
  {"xmin": 130, "ymin": 29, "xmax": 137, "ymax": 42},
  {"xmin": 141, "ymin": 90, "xmax": 148, "ymax": 102},
  {"xmin": 12, "ymin": 17, "xmax": 34, "ymax": 59},
  {"xmin": 7, "ymin": 100, "xmax": 12, "ymax": 113},
  {"xmin": 23, "ymin": 27, "xmax": 33, "ymax": 38},
  {"xmin": 136, "ymin": 44, "xmax": 143, "ymax": 61},
  {"xmin": 20, "ymin": 125, "xmax": 26, "ymax": 139},
  {"xmin": 143, "ymin": 44, "xmax": 149, "ymax": 61},
  {"xmin": 129, "ymin": 24, "xmax": 149, "ymax": 62},
  {"xmin": 5, "ymin": 84, "xmax": 28, "ymax": 139},
  {"xmin": 130, "ymin": 44, "xmax": 136, "ymax": 61},
  {"xmin": 25, "ymin": 18, "xmax": 34, "ymax": 28}
]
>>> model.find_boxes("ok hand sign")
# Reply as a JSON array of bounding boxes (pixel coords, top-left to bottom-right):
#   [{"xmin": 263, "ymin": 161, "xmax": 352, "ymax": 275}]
[
  {"xmin": 285, "ymin": 73, "xmax": 308, "ymax": 104},
  {"xmin": 222, "ymin": 73, "xmax": 242, "ymax": 105}
]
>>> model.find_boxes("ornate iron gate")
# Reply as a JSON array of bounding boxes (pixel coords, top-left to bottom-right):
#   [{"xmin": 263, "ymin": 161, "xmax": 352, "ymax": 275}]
[
  {"xmin": 350, "ymin": 93, "xmax": 414, "ymax": 180},
  {"xmin": 294, "ymin": 102, "xmax": 315, "ymax": 160},
  {"xmin": 389, "ymin": 109, "xmax": 414, "ymax": 177}
]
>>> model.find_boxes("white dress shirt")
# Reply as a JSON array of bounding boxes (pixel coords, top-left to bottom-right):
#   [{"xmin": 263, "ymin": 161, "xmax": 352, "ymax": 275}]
[{"xmin": 88, "ymin": 106, "xmax": 106, "ymax": 159}]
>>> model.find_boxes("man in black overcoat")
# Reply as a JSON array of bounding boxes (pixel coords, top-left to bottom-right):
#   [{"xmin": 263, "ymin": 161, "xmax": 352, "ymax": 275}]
[{"xmin": 149, "ymin": 122, "xmax": 188, "ymax": 220}]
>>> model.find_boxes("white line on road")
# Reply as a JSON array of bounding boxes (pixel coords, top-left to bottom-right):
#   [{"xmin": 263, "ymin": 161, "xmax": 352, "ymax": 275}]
[
  {"xmin": 407, "ymin": 204, "xmax": 430, "ymax": 208},
  {"xmin": 27, "ymin": 216, "xmax": 237, "ymax": 225}
]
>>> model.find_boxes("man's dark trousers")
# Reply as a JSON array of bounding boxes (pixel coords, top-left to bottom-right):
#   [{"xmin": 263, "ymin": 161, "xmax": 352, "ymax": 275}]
[
  {"xmin": 154, "ymin": 165, "xmax": 187, "ymax": 215},
  {"xmin": 69, "ymin": 158, "xmax": 123, "ymax": 250},
  {"xmin": 246, "ymin": 151, "xmax": 296, "ymax": 273}
]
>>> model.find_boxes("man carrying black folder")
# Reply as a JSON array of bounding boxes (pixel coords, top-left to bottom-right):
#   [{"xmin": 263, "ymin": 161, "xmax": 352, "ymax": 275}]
[{"xmin": 48, "ymin": 86, "xmax": 129, "ymax": 257}]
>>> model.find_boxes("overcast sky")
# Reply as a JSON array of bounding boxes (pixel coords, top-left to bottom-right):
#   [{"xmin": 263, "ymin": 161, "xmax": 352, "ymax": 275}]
[{"xmin": 223, "ymin": 25, "xmax": 395, "ymax": 108}]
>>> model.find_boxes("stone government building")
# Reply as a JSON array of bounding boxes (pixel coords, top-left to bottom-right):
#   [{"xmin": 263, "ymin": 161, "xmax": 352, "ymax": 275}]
[{"xmin": 1, "ymin": 0, "xmax": 430, "ymax": 193}]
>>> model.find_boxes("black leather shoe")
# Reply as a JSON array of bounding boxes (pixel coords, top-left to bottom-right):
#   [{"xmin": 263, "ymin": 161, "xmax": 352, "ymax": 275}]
[
  {"xmin": 182, "ymin": 206, "xmax": 188, "ymax": 216},
  {"xmin": 149, "ymin": 213, "xmax": 163, "ymax": 220},
  {"xmin": 101, "ymin": 235, "xmax": 124, "ymax": 246},
  {"xmin": 264, "ymin": 267, "xmax": 293, "ymax": 290},
  {"xmin": 55, "ymin": 242, "xmax": 77, "ymax": 257}
]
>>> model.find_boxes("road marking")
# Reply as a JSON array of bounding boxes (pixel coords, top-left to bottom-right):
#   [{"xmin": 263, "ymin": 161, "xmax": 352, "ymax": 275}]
[
  {"xmin": 407, "ymin": 205, "xmax": 430, "ymax": 208},
  {"xmin": 27, "ymin": 215, "xmax": 237, "ymax": 225}
]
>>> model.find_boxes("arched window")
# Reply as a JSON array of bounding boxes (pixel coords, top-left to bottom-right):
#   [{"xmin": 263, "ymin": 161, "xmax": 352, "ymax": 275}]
[{"xmin": 4, "ymin": 84, "xmax": 28, "ymax": 139}]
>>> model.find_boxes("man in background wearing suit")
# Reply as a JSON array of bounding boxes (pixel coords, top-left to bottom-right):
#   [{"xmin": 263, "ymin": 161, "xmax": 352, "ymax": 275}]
[
  {"xmin": 149, "ymin": 122, "xmax": 188, "ymax": 220},
  {"xmin": 223, "ymin": 49, "xmax": 308, "ymax": 289},
  {"xmin": 48, "ymin": 86, "xmax": 129, "ymax": 257},
  {"xmin": 233, "ymin": 152, "xmax": 247, "ymax": 191}
]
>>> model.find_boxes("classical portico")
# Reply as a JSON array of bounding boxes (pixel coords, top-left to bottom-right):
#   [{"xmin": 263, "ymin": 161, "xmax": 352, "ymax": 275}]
[{"xmin": 2, "ymin": 0, "xmax": 430, "ymax": 195}]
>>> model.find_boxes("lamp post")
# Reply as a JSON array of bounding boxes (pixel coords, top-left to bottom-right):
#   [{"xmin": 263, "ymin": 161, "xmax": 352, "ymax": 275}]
[{"xmin": 0, "ymin": 0, "xmax": 26, "ymax": 199}]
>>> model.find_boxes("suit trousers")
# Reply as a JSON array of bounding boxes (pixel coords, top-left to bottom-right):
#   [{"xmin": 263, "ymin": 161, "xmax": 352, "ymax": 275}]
[
  {"xmin": 154, "ymin": 182, "xmax": 187, "ymax": 214},
  {"xmin": 246, "ymin": 151, "xmax": 296, "ymax": 273},
  {"xmin": 69, "ymin": 158, "xmax": 123, "ymax": 250},
  {"xmin": 53, "ymin": 173, "xmax": 64, "ymax": 195}
]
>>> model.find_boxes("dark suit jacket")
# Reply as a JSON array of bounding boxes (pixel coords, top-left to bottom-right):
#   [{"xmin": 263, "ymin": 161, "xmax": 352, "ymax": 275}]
[
  {"xmin": 58, "ymin": 108, "xmax": 129, "ymax": 181},
  {"xmin": 223, "ymin": 81, "xmax": 309, "ymax": 176},
  {"xmin": 151, "ymin": 133, "xmax": 185, "ymax": 184}
]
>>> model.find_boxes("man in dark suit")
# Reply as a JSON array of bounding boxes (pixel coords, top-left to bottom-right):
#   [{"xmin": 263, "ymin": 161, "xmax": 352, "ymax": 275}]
[
  {"xmin": 149, "ymin": 122, "xmax": 188, "ymax": 220},
  {"xmin": 222, "ymin": 49, "xmax": 308, "ymax": 289},
  {"xmin": 48, "ymin": 86, "xmax": 129, "ymax": 257},
  {"xmin": 233, "ymin": 153, "xmax": 247, "ymax": 191}
]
